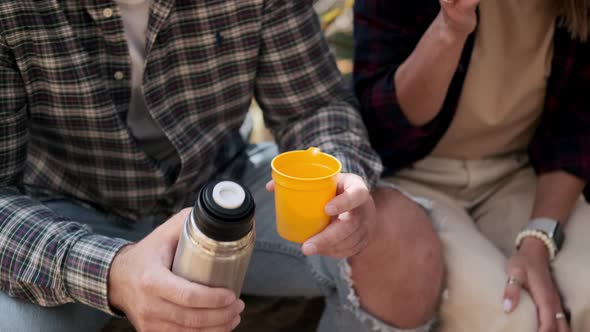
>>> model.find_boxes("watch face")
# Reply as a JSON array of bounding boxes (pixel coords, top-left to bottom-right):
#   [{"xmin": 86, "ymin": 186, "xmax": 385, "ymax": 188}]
[{"xmin": 528, "ymin": 218, "xmax": 564, "ymax": 251}]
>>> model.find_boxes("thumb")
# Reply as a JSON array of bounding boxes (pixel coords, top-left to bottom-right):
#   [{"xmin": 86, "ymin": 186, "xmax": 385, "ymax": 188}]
[
  {"xmin": 159, "ymin": 208, "xmax": 191, "ymax": 240},
  {"xmin": 266, "ymin": 180, "xmax": 275, "ymax": 192}
]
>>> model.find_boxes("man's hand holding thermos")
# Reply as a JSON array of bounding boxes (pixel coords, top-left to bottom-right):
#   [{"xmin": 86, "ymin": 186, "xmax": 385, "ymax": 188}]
[{"xmin": 108, "ymin": 203, "xmax": 246, "ymax": 332}]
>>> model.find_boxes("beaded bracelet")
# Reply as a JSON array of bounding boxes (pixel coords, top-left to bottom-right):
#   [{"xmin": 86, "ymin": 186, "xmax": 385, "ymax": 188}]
[{"xmin": 515, "ymin": 229, "xmax": 557, "ymax": 261}]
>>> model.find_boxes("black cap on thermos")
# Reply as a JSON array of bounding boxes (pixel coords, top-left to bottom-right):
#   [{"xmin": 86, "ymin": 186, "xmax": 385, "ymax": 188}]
[{"xmin": 193, "ymin": 180, "xmax": 255, "ymax": 242}]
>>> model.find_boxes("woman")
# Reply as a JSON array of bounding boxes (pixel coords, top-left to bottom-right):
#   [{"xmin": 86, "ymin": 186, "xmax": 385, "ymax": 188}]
[{"xmin": 354, "ymin": 0, "xmax": 590, "ymax": 331}]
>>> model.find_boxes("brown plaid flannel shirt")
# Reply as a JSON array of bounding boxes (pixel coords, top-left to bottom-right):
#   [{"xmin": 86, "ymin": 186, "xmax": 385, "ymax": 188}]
[{"xmin": 0, "ymin": 0, "xmax": 382, "ymax": 314}]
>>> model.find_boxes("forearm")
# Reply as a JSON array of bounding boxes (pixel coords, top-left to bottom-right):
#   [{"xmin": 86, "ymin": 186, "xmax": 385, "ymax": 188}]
[
  {"xmin": 257, "ymin": 0, "xmax": 382, "ymax": 187},
  {"xmin": 519, "ymin": 171, "xmax": 585, "ymax": 259},
  {"xmin": 395, "ymin": 11, "xmax": 470, "ymax": 126},
  {"xmin": 531, "ymin": 171, "xmax": 585, "ymax": 224},
  {"xmin": 273, "ymin": 97, "xmax": 383, "ymax": 188},
  {"xmin": 0, "ymin": 189, "xmax": 129, "ymax": 313}
]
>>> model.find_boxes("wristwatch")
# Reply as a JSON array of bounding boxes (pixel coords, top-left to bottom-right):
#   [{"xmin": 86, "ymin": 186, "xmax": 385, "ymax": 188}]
[{"xmin": 523, "ymin": 218, "xmax": 565, "ymax": 252}]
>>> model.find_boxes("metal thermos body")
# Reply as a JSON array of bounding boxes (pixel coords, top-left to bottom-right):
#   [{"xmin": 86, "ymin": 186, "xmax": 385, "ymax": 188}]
[{"xmin": 172, "ymin": 180, "xmax": 256, "ymax": 296}]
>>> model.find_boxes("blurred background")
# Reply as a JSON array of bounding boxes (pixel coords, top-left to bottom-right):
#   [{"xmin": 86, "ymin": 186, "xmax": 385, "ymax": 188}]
[{"xmin": 249, "ymin": 0, "xmax": 354, "ymax": 145}]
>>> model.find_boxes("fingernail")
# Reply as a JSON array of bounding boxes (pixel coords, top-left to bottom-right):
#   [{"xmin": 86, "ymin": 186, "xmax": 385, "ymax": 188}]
[
  {"xmin": 503, "ymin": 299, "xmax": 513, "ymax": 313},
  {"xmin": 237, "ymin": 300, "xmax": 245, "ymax": 313},
  {"xmin": 325, "ymin": 205, "xmax": 338, "ymax": 215},
  {"xmin": 302, "ymin": 243, "xmax": 318, "ymax": 256}
]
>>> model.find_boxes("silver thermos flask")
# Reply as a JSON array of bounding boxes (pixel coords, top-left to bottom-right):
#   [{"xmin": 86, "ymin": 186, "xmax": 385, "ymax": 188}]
[{"xmin": 172, "ymin": 180, "xmax": 256, "ymax": 296}]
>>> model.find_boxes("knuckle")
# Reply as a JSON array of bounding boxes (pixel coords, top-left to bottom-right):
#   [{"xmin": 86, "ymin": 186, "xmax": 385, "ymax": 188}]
[
  {"xmin": 179, "ymin": 288, "xmax": 197, "ymax": 306},
  {"xmin": 211, "ymin": 292, "xmax": 230, "ymax": 307},
  {"xmin": 512, "ymin": 265, "xmax": 525, "ymax": 274},
  {"xmin": 342, "ymin": 218, "xmax": 358, "ymax": 234},
  {"xmin": 136, "ymin": 304, "xmax": 151, "ymax": 319},
  {"xmin": 139, "ymin": 273, "xmax": 155, "ymax": 291},
  {"xmin": 347, "ymin": 207, "xmax": 359, "ymax": 219},
  {"xmin": 507, "ymin": 265, "xmax": 526, "ymax": 277},
  {"xmin": 342, "ymin": 194, "xmax": 354, "ymax": 210}
]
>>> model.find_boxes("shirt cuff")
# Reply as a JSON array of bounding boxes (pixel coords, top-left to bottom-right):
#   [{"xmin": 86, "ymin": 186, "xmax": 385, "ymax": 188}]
[
  {"xmin": 63, "ymin": 234, "xmax": 130, "ymax": 316},
  {"xmin": 334, "ymin": 153, "xmax": 380, "ymax": 190}
]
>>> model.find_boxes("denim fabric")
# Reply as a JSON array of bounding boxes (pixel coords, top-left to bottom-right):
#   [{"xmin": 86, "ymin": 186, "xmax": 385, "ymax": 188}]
[{"xmin": 0, "ymin": 143, "xmax": 429, "ymax": 332}]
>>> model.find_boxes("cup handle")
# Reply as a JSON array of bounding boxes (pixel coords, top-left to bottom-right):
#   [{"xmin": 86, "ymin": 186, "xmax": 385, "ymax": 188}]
[{"xmin": 306, "ymin": 147, "xmax": 321, "ymax": 157}]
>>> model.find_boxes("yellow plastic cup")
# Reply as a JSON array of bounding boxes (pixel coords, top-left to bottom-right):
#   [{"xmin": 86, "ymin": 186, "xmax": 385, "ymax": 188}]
[{"xmin": 271, "ymin": 147, "xmax": 342, "ymax": 243}]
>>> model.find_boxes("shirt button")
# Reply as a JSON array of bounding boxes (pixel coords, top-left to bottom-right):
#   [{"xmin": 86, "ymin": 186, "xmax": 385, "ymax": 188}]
[
  {"xmin": 102, "ymin": 8, "xmax": 114, "ymax": 18},
  {"xmin": 113, "ymin": 71, "xmax": 125, "ymax": 81}
]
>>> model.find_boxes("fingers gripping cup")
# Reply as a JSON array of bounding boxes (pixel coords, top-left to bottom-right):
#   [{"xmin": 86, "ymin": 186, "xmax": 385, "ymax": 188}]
[{"xmin": 271, "ymin": 147, "xmax": 342, "ymax": 243}]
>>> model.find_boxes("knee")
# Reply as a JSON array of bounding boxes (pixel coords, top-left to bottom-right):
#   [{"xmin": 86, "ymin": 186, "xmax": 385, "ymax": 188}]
[
  {"xmin": 370, "ymin": 187, "xmax": 444, "ymax": 290},
  {"xmin": 349, "ymin": 188, "xmax": 444, "ymax": 328}
]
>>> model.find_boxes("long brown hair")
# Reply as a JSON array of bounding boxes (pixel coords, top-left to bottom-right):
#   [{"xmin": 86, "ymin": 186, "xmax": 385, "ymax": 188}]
[{"xmin": 557, "ymin": 0, "xmax": 590, "ymax": 41}]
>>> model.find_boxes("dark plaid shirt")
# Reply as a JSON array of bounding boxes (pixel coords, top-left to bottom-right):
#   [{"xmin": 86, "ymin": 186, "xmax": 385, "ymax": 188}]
[
  {"xmin": 0, "ymin": 0, "xmax": 382, "ymax": 314},
  {"xmin": 354, "ymin": 0, "xmax": 590, "ymax": 183}
]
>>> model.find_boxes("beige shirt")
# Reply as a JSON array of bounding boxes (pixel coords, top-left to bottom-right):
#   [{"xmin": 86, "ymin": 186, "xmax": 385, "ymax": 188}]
[{"xmin": 431, "ymin": 0, "xmax": 556, "ymax": 159}]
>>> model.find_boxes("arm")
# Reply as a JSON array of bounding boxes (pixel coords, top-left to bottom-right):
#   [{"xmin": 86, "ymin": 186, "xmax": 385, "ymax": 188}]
[
  {"xmin": 255, "ymin": 0, "xmax": 380, "ymax": 258},
  {"xmin": 0, "ymin": 35, "xmax": 242, "ymax": 331},
  {"xmin": 0, "ymin": 35, "xmax": 128, "ymax": 314},
  {"xmin": 531, "ymin": 171, "xmax": 585, "ymax": 223},
  {"xmin": 353, "ymin": 1, "xmax": 477, "ymax": 169},
  {"xmin": 254, "ymin": 0, "xmax": 382, "ymax": 187},
  {"xmin": 503, "ymin": 172, "xmax": 582, "ymax": 331},
  {"xmin": 395, "ymin": 11, "xmax": 473, "ymax": 126},
  {"xmin": 502, "ymin": 39, "xmax": 590, "ymax": 330},
  {"xmin": 519, "ymin": 171, "xmax": 585, "ymax": 259}
]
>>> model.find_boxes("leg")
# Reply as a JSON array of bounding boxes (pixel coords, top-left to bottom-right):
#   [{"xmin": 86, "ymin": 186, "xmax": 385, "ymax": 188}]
[
  {"xmin": 475, "ymin": 167, "xmax": 590, "ymax": 331},
  {"xmin": 389, "ymin": 175, "xmax": 538, "ymax": 332},
  {"xmin": 434, "ymin": 200, "xmax": 538, "ymax": 332},
  {"xmin": 0, "ymin": 293, "xmax": 111, "ymax": 332},
  {"xmin": 241, "ymin": 143, "xmax": 436, "ymax": 331},
  {"xmin": 350, "ymin": 187, "xmax": 444, "ymax": 329}
]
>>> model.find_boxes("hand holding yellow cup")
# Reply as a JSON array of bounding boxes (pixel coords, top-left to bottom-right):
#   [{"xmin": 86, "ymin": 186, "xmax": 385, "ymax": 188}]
[{"xmin": 271, "ymin": 147, "xmax": 342, "ymax": 243}]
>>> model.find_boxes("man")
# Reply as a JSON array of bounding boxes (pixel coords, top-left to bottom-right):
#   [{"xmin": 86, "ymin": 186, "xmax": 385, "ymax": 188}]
[{"xmin": 0, "ymin": 1, "xmax": 444, "ymax": 331}]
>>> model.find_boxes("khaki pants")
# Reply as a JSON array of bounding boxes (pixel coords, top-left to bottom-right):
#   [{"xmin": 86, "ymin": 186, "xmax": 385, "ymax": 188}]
[{"xmin": 384, "ymin": 154, "xmax": 590, "ymax": 332}]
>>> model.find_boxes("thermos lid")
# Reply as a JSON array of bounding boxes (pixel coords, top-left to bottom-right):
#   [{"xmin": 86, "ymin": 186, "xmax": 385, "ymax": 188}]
[
  {"xmin": 194, "ymin": 180, "xmax": 255, "ymax": 242},
  {"xmin": 212, "ymin": 181, "xmax": 246, "ymax": 209}
]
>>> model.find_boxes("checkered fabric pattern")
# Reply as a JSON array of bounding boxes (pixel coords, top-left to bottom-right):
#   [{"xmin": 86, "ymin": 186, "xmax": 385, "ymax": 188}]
[{"xmin": 0, "ymin": 0, "xmax": 382, "ymax": 314}]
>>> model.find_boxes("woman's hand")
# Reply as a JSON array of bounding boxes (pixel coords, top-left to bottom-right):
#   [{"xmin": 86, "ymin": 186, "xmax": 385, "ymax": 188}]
[
  {"xmin": 439, "ymin": 0, "xmax": 480, "ymax": 37},
  {"xmin": 503, "ymin": 238, "xmax": 570, "ymax": 332}
]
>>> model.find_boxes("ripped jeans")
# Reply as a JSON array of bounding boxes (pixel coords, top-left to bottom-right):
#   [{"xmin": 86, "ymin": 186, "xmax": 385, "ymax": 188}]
[{"xmin": 0, "ymin": 142, "xmax": 434, "ymax": 332}]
